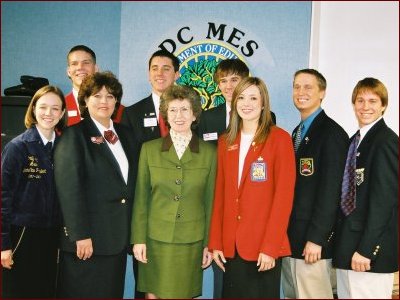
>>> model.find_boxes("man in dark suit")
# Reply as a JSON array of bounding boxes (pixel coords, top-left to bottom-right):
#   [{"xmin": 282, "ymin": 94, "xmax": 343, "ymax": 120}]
[
  {"xmin": 120, "ymin": 50, "xmax": 179, "ymax": 298},
  {"xmin": 121, "ymin": 50, "xmax": 180, "ymax": 144},
  {"xmin": 282, "ymin": 69, "xmax": 349, "ymax": 299},
  {"xmin": 333, "ymin": 78, "xmax": 398, "ymax": 299},
  {"xmin": 198, "ymin": 59, "xmax": 276, "ymax": 145}
]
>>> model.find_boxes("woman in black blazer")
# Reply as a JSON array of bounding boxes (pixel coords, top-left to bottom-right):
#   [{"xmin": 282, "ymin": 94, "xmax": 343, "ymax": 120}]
[{"xmin": 54, "ymin": 72, "xmax": 139, "ymax": 298}]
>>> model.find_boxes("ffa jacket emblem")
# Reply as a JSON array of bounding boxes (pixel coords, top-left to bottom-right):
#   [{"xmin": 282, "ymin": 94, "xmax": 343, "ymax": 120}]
[
  {"xmin": 356, "ymin": 168, "xmax": 365, "ymax": 185},
  {"xmin": 299, "ymin": 158, "xmax": 314, "ymax": 176}
]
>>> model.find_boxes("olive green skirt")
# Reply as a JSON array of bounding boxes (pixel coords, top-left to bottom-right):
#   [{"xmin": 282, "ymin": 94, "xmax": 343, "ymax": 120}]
[{"xmin": 137, "ymin": 238, "xmax": 204, "ymax": 298}]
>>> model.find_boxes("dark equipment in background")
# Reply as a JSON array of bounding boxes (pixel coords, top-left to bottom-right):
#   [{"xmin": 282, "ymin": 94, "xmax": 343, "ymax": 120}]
[{"xmin": 4, "ymin": 75, "xmax": 49, "ymax": 96}]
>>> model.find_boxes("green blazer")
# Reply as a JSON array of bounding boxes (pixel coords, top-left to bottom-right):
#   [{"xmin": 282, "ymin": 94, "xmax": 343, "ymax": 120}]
[{"xmin": 131, "ymin": 133, "xmax": 216, "ymax": 247}]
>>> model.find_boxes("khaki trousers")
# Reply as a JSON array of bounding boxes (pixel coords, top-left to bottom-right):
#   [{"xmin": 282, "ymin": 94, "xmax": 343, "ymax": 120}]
[
  {"xmin": 282, "ymin": 257, "xmax": 334, "ymax": 299},
  {"xmin": 336, "ymin": 268, "xmax": 394, "ymax": 299}
]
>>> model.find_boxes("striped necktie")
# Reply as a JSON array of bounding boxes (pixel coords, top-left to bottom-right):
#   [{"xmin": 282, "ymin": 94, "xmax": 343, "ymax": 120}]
[
  {"xmin": 340, "ymin": 131, "xmax": 360, "ymax": 216},
  {"xmin": 294, "ymin": 122, "xmax": 304, "ymax": 152}
]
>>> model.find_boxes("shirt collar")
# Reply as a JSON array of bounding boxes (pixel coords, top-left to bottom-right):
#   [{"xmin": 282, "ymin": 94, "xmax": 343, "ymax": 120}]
[
  {"xmin": 359, "ymin": 116, "xmax": 383, "ymax": 144},
  {"xmin": 302, "ymin": 107, "xmax": 323, "ymax": 136},
  {"xmin": 90, "ymin": 116, "xmax": 116, "ymax": 135},
  {"xmin": 72, "ymin": 88, "xmax": 79, "ymax": 102},
  {"xmin": 35, "ymin": 125, "xmax": 55, "ymax": 145},
  {"xmin": 161, "ymin": 131, "xmax": 199, "ymax": 153}
]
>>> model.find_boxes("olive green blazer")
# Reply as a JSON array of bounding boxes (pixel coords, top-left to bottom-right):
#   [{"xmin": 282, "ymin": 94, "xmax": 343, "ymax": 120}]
[{"xmin": 131, "ymin": 134, "xmax": 216, "ymax": 247}]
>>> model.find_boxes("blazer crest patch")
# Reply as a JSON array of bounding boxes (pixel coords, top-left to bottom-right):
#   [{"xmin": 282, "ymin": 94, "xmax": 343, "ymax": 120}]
[
  {"xmin": 356, "ymin": 168, "xmax": 365, "ymax": 186},
  {"xmin": 251, "ymin": 157, "xmax": 267, "ymax": 182},
  {"xmin": 299, "ymin": 158, "xmax": 314, "ymax": 176}
]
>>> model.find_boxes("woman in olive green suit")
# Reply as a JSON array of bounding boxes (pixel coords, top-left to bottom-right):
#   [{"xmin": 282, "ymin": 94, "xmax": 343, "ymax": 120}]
[{"xmin": 131, "ymin": 85, "xmax": 216, "ymax": 299}]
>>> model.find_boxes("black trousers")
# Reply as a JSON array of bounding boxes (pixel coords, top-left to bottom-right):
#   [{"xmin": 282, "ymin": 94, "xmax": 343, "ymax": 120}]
[
  {"xmin": 132, "ymin": 255, "xmax": 145, "ymax": 298},
  {"xmin": 2, "ymin": 225, "xmax": 59, "ymax": 298},
  {"xmin": 57, "ymin": 250, "xmax": 126, "ymax": 298},
  {"xmin": 212, "ymin": 261, "xmax": 224, "ymax": 298},
  {"xmin": 223, "ymin": 254, "xmax": 282, "ymax": 299}
]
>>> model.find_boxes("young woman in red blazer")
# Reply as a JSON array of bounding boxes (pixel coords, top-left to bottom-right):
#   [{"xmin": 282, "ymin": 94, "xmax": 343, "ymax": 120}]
[{"xmin": 208, "ymin": 77, "xmax": 296, "ymax": 298}]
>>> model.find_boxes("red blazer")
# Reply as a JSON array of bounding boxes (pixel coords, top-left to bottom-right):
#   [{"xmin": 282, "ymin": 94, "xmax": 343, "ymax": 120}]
[
  {"xmin": 208, "ymin": 126, "xmax": 296, "ymax": 260},
  {"xmin": 65, "ymin": 92, "xmax": 81, "ymax": 126}
]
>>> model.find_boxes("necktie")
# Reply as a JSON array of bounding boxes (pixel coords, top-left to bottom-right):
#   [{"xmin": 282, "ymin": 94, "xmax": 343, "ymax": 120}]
[
  {"xmin": 294, "ymin": 122, "xmax": 304, "ymax": 152},
  {"xmin": 340, "ymin": 131, "xmax": 360, "ymax": 216},
  {"xmin": 159, "ymin": 114, "xmax": 169, "ymax": 137},
  {"xmin": 104, "ymin": 130, "xmax": 119, "ymax": 144},
  {"xmin": 44, "ymin": 141, "xmax": 53, "ymax": 158}
]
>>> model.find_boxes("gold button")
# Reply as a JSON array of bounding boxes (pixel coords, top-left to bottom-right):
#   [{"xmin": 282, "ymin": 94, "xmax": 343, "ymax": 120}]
[
  {"xmin": 175, "ymin": 179, "xmax": 182, "ymax": 185},
  {"xmin": 236, "ymin": 198, "xmax": 239, "ymax": 203},
  {"xmin": 121, "ymin": 199, "xmax": 126, "ymax": 204},
  {"xmin": 174, "ymin": 195, "xmax": 180, "ymax": 201},
  {"xmin": 237, "ymin": 215, "xmax": 241, "ymax": 220},
  {"xmin": 376, "ymin": 245, "xmax": 380, "ymax": 249}
]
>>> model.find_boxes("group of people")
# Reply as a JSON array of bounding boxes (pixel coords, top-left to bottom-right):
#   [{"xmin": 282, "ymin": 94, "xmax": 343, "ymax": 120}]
[{"xmin": 1, "ymin": 45, "xmax": 398, "ymax": 299}]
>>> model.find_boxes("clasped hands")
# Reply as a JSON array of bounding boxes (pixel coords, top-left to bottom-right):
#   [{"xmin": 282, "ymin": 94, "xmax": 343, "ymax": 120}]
[
  {"xmin": 212, "ymin": 250, "xmax": 275, "ymax": 272},
  {"xmin": 132, "ymin": 244, "xmax": 213, "ymax": 269}
]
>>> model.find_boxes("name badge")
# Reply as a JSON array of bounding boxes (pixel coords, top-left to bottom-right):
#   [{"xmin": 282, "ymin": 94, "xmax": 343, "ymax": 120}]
[
  {"xmin": 251, "ymin": 157, "xmax": 267, "ymax": 182},
  {"xmin": 203, "ymin": 132, "xmax": 218, "ymax": 141},
  {"xmin": 144, "ymin": 117, "xmax": 157, "ymax": 127},
  {"xmin": 68, "ymin": 110, "xmax": 78, "ymax": 117}
]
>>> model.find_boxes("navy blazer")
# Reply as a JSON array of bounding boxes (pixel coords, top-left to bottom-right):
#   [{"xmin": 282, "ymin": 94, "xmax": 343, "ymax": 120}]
[
  {"xmin": 121, "ymin": 95, "xmax": 160, "ymax": 144},
  {"xmin": 287, "ymin": 110, "xmax": 349, "ymax": 259},
  {"xmin": 197, "ymin": 103, "xmax": 277, "ymax": 145},
  {"xmin": 333, "ymin": 119, "xmax": 398, "ymax": 273},
  {"xmin": 54, "ymin": 118, "xmax": 139, "ymax": 255},
  {"xmin": 1, "ymin": 127, "xmax": 60, "ymax": 250}
]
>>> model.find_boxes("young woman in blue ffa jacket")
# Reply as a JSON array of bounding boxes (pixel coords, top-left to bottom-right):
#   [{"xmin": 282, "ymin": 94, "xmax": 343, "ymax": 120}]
[
  {"xmin": 54, "ymin": 72, "xmax": 139, "ymax": 298},
  {"xmin": 208, "ymin": 77, "xmax": 296, "ymax": 298},
  {"xmin": 131, "ymin": 85, "xmax": 216, "ymax": 299},
  {"xmin": 1, "ymin": 86, "xmax": 66, "ymax": 298},
  {"xmin": 333, "ymin": 78, "xmax": 398, "ymax": 299}
]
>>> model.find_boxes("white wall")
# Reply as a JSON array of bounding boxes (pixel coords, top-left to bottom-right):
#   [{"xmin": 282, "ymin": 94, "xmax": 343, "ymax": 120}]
[{"xmin": 310, "ymin": 1, "xmax": 399, "ymax": 135}]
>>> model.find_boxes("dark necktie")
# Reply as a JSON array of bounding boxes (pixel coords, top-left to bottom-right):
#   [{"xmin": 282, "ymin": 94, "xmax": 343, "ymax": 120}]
[
  {"xmin": 294, "ymin": 122, "xmax": 304, "ymax": 152},
  {"xmin": 104, "ymin": 130, "xmax": 119, "ymax": 144},
  {"xmin": 158, "ymin": 114, "xmax": 169, "ymax": 137},
  {"xmin": 340, "ymin": 131, "xmax": 361, "ymax": 216},
  {"xmin": 44, "ymin": 141, "xmax": 53, "ymax": 158}
]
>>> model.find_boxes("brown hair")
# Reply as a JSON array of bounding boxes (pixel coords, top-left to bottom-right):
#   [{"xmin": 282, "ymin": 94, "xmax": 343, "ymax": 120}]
[
  {"xmin": 294, "ymin": 68, "xmax": 327, "ymax": 91},
  {"xmin": 214, "ymin": 59, "xmax": 250, "ymax": 84},
  {"xmin": 351, "ymin": 77, "xmax": 388, "ymax": 114},
  {"xmin": 225, "ymin": 77, "xmax": 273, "ymax": 145},
  {"xmin": 159, "ymin": 85, "xmax": 202, "ymax": 128},
  {"xmin": 78, "ymin": 71, "xmax": 123, "ymax": 119},
  {"xmin": 24, "ymin": 85, "xmax": 66, "ymax": 131}
]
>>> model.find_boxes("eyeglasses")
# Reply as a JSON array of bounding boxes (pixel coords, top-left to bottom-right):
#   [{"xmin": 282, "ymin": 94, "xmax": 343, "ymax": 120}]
[{"xmin": 168, "ymin": 106, "xmax": 191, "ymax": 116}]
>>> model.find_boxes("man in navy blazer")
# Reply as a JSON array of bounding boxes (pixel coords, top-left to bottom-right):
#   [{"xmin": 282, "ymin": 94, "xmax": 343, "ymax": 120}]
[
  {"xmin": 333, "ymin": 78, "xmax": 398, "ymax": 299},
  {"xmin": 282, "ymin": 69, "xmax": 349, "ymax": 299},
  {"xmin": 120, "ymin": 50, "xmax": 179, "ymax": 298},
  {"xmin": 198, "ymin": 59, "xmax": 276, "ymax": 146},
  {"xmin": 121, "ymin": 50, "xmax": 180, "ymax": 144}
]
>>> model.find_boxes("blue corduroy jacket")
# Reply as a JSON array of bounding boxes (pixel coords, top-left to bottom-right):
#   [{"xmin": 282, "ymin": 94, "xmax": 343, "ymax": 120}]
[{"xmin": 1, "ymin": 126, "xmax": 61, "ymax": 250}]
